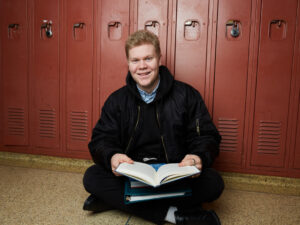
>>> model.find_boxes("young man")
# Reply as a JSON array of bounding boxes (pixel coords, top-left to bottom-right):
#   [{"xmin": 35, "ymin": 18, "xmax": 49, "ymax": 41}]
[{"xmin": 83, "ymin": 30, "xmax": 224, "ymax": 225}]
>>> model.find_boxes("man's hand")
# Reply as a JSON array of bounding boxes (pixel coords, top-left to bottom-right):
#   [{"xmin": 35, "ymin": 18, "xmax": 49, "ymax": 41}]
[
  {"xmin": 111, "ymin": 153, "xmax": 134, "ymax": 176},
  {"xmin": 179, "ymin": 154, "xmax": 202, "ymax": 178}
]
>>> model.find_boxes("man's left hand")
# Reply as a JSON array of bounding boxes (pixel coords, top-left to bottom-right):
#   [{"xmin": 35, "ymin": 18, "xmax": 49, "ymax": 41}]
[{"xmin": 179, "ymin": 154, "xmax": 202, "ymax": 178}]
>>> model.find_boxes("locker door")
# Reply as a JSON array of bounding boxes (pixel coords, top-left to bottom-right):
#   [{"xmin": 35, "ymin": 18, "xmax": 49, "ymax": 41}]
[
  {"xmin": 213, "ymin": 0, "xmax": 252, "ymax": 166},
  {"xmin": 65, "ymin": 0, "xmax": 93, "ymax": 152},
  {"xmin": 250, "ymin": 0, "xmax": 298, "ymax": 168},
  {"xmin": 1, "ymin": 0, "xmax": 29, "ymax": 146},
  {"xmin": 136, "ymin": 0, "xmax": 168, "ymax": 65},
  {"xmin": 31, "ymin": 0, "xmax": 60, "ymax": 149},
  {"xmin": 175, "ymin": 0, "xmax": 209, "ymax": 96},
  {"xmin": 99, "ymin": 0, "xmax": 130, "ymax": 108}
]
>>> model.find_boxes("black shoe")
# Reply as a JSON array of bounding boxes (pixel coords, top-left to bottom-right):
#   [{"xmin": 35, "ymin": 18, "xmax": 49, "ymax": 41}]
[
  {"xmin": 83, "ymin": 195, "xmax": 113, "ymax": 213},
  {"xmin": 175, "ymin": 208, "xmax": 221, "ymax": 225}
]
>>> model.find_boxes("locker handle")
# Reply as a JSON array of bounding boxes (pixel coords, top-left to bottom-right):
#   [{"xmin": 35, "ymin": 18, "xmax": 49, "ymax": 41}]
[
  {"xmin": 145, "ymin": 21, "xmax": 159, "ymax": 28},
  {"xmin": 41, "ymin": 20, "xmax": 53, "ymax": 38},
  {"xmin": 73, "ymin": 23, "xmax": 85, "ymax": 40},
  {"xmin": 8, "ymin": 23, "xmax": 19, "ymax": 38},
  {"xmin": 8, "ymin": 23, "xmax": 19, "ymax": 29},
  {"xmin": 108, "ymin": 21, "xmax": 121, "ymax": 28},
  {"xmin": 184, "ymin": 20, "xmax": 197, "ymax": 27},
  {"xmin": 271, "ymin": 20, "xmax": 284, "ymax": 27},
  {"xmin": 73, "ymin": 22, "xmax": 85, "ymax": 29}
]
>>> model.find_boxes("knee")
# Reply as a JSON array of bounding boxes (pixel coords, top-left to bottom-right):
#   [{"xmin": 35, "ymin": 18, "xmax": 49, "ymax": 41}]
[
  {"xmin": 83, "ymin": 165, "xmax": 101, "ymax": 193},
  {"xmin": 193, "ymin": 168, "xmax": 225, "ymax": 202}
]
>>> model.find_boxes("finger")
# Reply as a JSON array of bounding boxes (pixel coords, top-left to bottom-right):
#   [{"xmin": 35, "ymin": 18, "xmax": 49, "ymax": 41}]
[
  {"xmin": 191, "ymin": 174, "xmax": 200, "ymax": 178},
  {"xmin": 179, "ymin": 159, "xmax": 192, "ymax": 167},
  {"xmin": 112, "ymin": 170, "xmax": 122, "ymax": 177}
]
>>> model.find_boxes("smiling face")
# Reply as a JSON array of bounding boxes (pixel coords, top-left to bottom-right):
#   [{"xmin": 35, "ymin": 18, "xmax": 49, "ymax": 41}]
[{"xmin": 128, "ymin": 44, "xmax": 161, "ymax": 93}]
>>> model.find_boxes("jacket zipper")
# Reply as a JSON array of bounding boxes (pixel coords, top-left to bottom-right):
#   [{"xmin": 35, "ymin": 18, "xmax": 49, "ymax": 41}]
[
  {"xmin": 156, "ymin": 105, "xmax": 169, "ymax": 163},
  {"xmin": 196, "ymin": 118, "xmax": 200, "ymax": 136},
  {"xmin": 125, "ymin": 105, "xmax": 141, "ymax": 154}
]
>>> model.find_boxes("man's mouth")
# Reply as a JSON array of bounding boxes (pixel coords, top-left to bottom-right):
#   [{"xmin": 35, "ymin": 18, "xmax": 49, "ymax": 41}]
[{"xmin": 138, "ymin": 71, "xmax": 151, "ymax": 76}]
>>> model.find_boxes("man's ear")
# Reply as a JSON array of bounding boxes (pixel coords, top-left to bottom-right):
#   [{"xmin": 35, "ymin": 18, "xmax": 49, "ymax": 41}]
[{"xmin": 159, "ymin": 54, "xmax": 162, "ymax": 65}]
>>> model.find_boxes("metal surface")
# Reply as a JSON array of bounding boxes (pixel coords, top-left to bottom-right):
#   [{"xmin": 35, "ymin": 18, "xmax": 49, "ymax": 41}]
[
  {"xmin": 213, "ymin": 0, "xmax": 252, "ymax": 167},
  {"xmin": 31, "ymin": 0, "xmax": 60, "ymax": 149},
  {"xmin": 250, "ymin": 0, "xmax": 298, "ymax": 168},
  {"xmin": 174, "ymin": 0, "xmax": 209, "ymax": 96},
  {"xmin": 65, "ymin": 0, "xmax": 93, "ymax": 152},
  {"xmin": 2, "ymin": 0, "xmax": 29, "ymax": 146}
]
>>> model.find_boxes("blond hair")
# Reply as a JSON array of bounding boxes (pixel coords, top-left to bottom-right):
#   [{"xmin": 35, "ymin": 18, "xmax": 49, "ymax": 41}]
[{"xmin": 125, "ymin": 30, "xmax": 161, "ymax": 59}]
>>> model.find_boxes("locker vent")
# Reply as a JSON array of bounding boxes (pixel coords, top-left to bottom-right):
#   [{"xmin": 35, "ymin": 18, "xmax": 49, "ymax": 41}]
[
  {"xmin": 70, "ymin": 111, "xmax": 88, "ymax": 141},
  {"xmin": 7, "ymin": 107, "xmax": 25, "ymax": 136},
  {"xmin": 39, "ymin": 109, "xmax": 56, "ymax": 138},
  {"xmin": 257, "ymin": 120, "xmax": 281, "ymax": 153},
  {"xmin": 218, "ymin": 118, "xmax": 239, "ymax": 152}
]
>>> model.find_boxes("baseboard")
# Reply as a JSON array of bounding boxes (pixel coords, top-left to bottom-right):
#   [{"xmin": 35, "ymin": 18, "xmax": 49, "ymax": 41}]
[{"xmin": 0, "ymin": 151, "xmax": 299, "ymax": 196}]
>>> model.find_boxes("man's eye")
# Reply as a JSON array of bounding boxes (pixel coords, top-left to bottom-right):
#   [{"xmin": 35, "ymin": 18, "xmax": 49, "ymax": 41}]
[
  {"xmin": 131, "ymin": 59, "xmax": 138, "ymax": 63},
  {"xmin": 145, "ymin": 57, "xmax": 152, "ymax": 61}
]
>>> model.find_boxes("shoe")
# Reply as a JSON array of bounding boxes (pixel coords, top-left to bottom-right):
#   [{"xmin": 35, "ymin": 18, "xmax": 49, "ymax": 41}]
[
  {"xmin": 83, "ymin": 195, "xmax": 113, "ymax": 213},
  {"xmin": 175, "ymin": 208, "xmax": 221, "ymax": 225}
]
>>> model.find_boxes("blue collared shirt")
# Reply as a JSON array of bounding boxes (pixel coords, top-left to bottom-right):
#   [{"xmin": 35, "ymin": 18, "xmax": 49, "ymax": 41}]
[{"xmin": 137, "ymin": 78, "xmax": 160, "ymax": 104}]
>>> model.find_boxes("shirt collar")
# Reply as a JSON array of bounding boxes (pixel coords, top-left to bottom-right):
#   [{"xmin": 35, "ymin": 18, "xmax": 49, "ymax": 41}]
[{"xmin": 136, "ymin": 76, "xmax": 160, "ymax": 104}]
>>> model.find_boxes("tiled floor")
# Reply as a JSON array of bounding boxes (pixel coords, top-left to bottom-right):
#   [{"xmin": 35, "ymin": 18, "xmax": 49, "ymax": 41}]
[{"xmin": 0, "ymin": 165, "xmax": 299, "ymax": 225}]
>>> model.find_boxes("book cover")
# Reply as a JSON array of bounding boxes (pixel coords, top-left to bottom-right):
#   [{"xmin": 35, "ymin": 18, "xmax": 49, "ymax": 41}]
[{"xmin": 124, "ymin": 179, "xmax": 192, "ymax": 204}]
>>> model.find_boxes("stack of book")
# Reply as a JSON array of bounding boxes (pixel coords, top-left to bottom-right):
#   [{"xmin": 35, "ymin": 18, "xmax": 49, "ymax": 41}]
[{"xmin": 115, "ymin": 162, "xmax": 200, "ymax": 204}]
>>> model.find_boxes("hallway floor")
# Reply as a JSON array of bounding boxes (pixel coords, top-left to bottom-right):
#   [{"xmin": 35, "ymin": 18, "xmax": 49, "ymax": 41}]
[{"xmin": 0, "ymin": 164, "xmax": 299, "ymax": 225}]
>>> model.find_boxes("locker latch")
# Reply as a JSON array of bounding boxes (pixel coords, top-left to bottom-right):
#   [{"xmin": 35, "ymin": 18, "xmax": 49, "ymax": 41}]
[
  {"xmin": 184, "ymin": 20, "xmax": 200, "ymax": 41},
  {"xmin": 8, "ymin": 23, "xmax": 19, "ymax": 30},
  {"xmin": 226, "ymin": 20, "xmax": 240, "ymax": 38},
  {"xmin": 8, "ymin": 23, "xmax": 19, "ymax": 39},
  {"xmin": 269, "ymin": 19, "xmax": 286, "ymax": 40},
  {"xmin": 41, "ymin": 20, "xmax": 53, "ymax": 38},
  {"xmin": 73, "ymin": 22, "xmax": 85, "ymax": 40},
  {"xmin": 73, "ymin": 23, "xmax": 85, "ymax": 29},
  {"xmin": 271, "ymin": 20, "xmax": 284, "ymax": 27},
  {"xmin": 108, "ymin": 21, "xmax": 122, "ymax": 41},
  {"xmin": 145, "ymin": 21, "xmax": 160, "ymax": 36}
]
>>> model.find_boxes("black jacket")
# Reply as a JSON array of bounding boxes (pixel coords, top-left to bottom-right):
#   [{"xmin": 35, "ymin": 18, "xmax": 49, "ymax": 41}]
[{"xmin": 88, "ymin": 66, "xmax": 221, "ymax": 171}]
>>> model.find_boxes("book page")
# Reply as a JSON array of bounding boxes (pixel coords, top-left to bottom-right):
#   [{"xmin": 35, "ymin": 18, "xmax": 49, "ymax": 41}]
[
  {"xmin": 116, "ymin": 162, "xmax": 158, "ymax": 186},
  {"xmin": 156, "ymin": 163, "xmax": 200, "ymax": 184}
]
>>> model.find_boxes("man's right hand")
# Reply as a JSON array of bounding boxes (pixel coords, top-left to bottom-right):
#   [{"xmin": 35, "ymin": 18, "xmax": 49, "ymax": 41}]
[{"xmin": 111, "ymin": 153, "xmax": 134, "ymax": 176}]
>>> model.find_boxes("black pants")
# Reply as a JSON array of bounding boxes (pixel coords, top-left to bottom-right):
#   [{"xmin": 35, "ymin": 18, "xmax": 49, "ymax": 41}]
[{"xmin": 83, "ymin": 164, "xmax": 224, "ymax": 224}]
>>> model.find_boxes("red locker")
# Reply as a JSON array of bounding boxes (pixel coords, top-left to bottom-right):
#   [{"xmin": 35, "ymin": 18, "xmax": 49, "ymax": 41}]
[
  {"xmin": 65, "ymin": 0, "xmax": 93, "ymax": 153},
  {"xmin": 30, "ymin": 0, "xmax": 60, "ymax": 149},
  {"xmin": 250, "ymin": 0, "xmax": 298, "ymax": 168},
  {"xmin": 174, "ymin": 0, "xmax": 209, "ymax": 96},
  {"xmin": 99, "ymin": 0, "xmax": 130, "ymax": 108},
  {"xmin": 1, "ymin": 0, "xmax": 29, "ymax": 146},
  {"xmin": 136, "ymin": 0, "xmax": 169, "ymax": 65},
  {"xmin": 213, "ymin": 0, "xmax": 252, "ymax": 167}
]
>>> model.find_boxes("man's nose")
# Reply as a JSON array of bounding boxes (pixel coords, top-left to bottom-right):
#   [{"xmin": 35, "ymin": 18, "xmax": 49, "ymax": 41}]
[{"xmin": 139, "ymin": 60, "xmax": 147, "ymax": 68}]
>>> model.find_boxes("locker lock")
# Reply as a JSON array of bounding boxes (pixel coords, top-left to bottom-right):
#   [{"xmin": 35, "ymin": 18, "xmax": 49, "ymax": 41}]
[
  {"xmin": 41, "ymin": 20, "xmax": 53, "ymax": 38},
  {"xmin": 226, "ymin": 20, "xmax": 240, "ymax": 38}
]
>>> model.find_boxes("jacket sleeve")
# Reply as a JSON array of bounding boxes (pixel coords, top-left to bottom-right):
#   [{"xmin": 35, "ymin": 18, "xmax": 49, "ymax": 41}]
[
  {"xmin": 185, "ymin": 87, "xmax": 221, "ymax": 168},
  {"xmin": 88, "ymin": 94, "xmax": 123, "ymax": 171}
]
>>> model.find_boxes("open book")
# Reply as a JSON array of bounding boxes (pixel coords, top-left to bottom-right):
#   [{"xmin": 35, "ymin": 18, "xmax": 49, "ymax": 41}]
[{"xmin": 115, "ymin": 162, "xmax": 200, "ymax": 187}]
